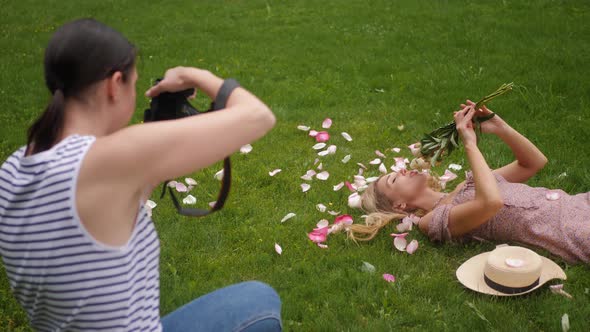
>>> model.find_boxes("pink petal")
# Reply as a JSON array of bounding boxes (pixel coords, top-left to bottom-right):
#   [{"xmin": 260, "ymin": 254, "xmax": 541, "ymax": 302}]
[
  {"xmin": 341, "ymin": 132, "xmax": 353, "ymax": 142},
  {"xmin": 403, "ymin": 214, "xmax": 421, "ymax": 225},
  {"xmin": 550, "ymin": 284, "xmax": 573, "ymax": 299},
  {"xmin": 333, "ymin": 182, "xmax": 344, "ymax": 191},
  {"xmin": 391, "ymin": 147, "xmax": 401, "ymax": 153},
  {"xmin": 382, "ymin": 273, "xmax": 396, "ymax": 283},
  {"xmin": 375, "ymin": 150, "xmax": 386, "ymax": 158},
  {"xmin": 316, "ymin": 204, "xmax": 327, "ymax": 212},
  {"xmin": 316, "ymin": 219, "xmax": 330, "ymax": 228},
  {"xmin": 327, "ymin": 145, "xmax": 337, "ymax": 154},
  {"xmin": 406, "ymin": 240, "xmax": 419, "ymax": 254},
  {"xmin": 379, "ymin": 163, "xmax": 387, "ymax": 174},
  {"xmin": 297, "ymin": 125, "xmax": 310, "ymax": 131},
  {"xmin": 322, "ymin": 118, "xmax": 333, "ymax": 129},
  {"xmin": 334, "ymin": 214, "xmax": 353, "ymax": 225},
  {"xmin": 316, "ymin": 171, "xmax": 330, "ymax": 180},
  {"xmin": 240, "ymin": 144, "xmax": 253, "ymax": 154},
  {"xmin": 308, "ymin": 227, "xmax": 329, "ymax": 243},
  {"xmin": 439, "ymin": 169, "xmax": 458, "ymax": 189},
  {"xmin": 281, "ymin": 213, "xmax": 296, "ymax": 223},
  {"xmin": 393, "ymin": 236, "xmax": 407, "ymax": 251},
  {"xmin": 313, "ymin": 143, "xmax": 327, "ymax": 150},
  {"xmin": 348, "ymin": 192, "xmax": 362, "ymax": 209},
  {"xmin": 208, "ymin": 201, "xmax": 217, "ymax": 208},
  {"xmin": 317, "ymin": 163, "xmax": 323, "ymax": 170},
  {"xmin": 269, "ymin": 169, "xmax": 282, "ymax": 177},
  {"xmin": 390, "ymin": 232, "xmax": 409, "ymax": 238},
  {"xmin": 175, "ymin": 182, "xmax": 188, "ymax": 192},
  {"xmin": 301, "ymin": 170, "xmax": 316, "ymax": 181},
  {"xmin": 315, "ymin": 131, "xmax": 330, "ymax": 143},
  {"xmin": 341, "ymin": 154, "xmax": 351, "ymax": 163},
  {"xmin": 274, "ymin": 243, "xmax": 283, "ymax": 255},
  {"xmin": 408, "ymin": 143, "xmax": 422, "ymax": 157},
  {"xmin": 357, "ymin": 168, "xmax": 364, "ymax": 176},
  {"xmin": 301, "ymin": 183, "xmax": 311, "ymax": 192},
  {"xmin": 394, "ymin": 157, "xmax": 407, "ymax": 169},
  {"xmin": 369, "ymin": 158, "xmax": 381, "ymax": 165},
  {"xmin": 317, "ymin": 243, "xmax": 329, "ymax": 249},
  {"xmin": 314, "ymin": 158, "xmax": 320, "ymax": 165},
  {"xmin": 309, "ymin": 130, "xmax": 318, "ymax": 137},
  {"xmin": 327, "ymin": 210, "xmax": 341, "ymax": 216},
  {"xmin": 396, "ymin": 220, "xmax": 412, "ymax": 232},
  {"xmin": 185, "ymin": 178, "xmax": 198, "ymax": 186},
  {"xmin": 345, "ymin": 181, "xmax": 356, "ymax": 192},
  {"xmin": 546, "ymin": 191, "xmax": 561, "ymax": 201},
  {"xmin": 167, "ymin": 181, "xmax": 178, "ymax": 188}
]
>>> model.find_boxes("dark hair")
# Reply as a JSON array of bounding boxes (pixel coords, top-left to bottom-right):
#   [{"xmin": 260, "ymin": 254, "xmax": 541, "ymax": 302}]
[{"xmin": 26, "ymin": 18, "xmax": 136, "ymax": 155}]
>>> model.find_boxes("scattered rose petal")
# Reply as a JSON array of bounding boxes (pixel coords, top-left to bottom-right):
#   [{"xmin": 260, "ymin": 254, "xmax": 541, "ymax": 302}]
[
  {"xmin": 394, "ymin": 157, "xmax": 407, "ymax": 169},
  {"xmin": 314, "ymin": 158, "xmax": 320, "ymax": 165},
  {"xmin": 327, "ymin": 145, "xmax": 337, "ymax": 154},
  {"xmin": 297, "ymin": 125, "xmax": 310, "ymax": 131},
  {"xmin": 308, "ymin": 226, "xmax": 329, "ymax": 243},
  {"xmin": 301, "ymin": 183, "xmax": 311, "ymax": 192},
  {"xmin": 167, "ymin": 180, "xmax": 178, "ymax": 188},
  {"xmin": 341, "ymin": 132, "xmax": 353, "ymax": 142},
  {"xmin": 366, "ymin": 176, "xmax": 379, "ymax": 183},
  {"xmin": 240, "ymin": 144, "xmax": 253, "ymax": 154},
  {"xmin": 396, "ymin": 219, "xmax": 413, "ymax": 232},
  {"xmin": 391, "ymin": 147, "xmax": 401, "ymax": 153},
  {"xmin": 397, "ymin": 124, "xmax": 405, "ymax": 131},
  {"xmin": 562, "ymin": 313, "xmax": 569, "ymax": 332},
  {"xmin": 546, "ymin": 191, "xmax": 561, "ymax": 201},
  {"xmin": 345, "ymin": 181, "xmax": 356, "ymax": 192},
  {"xmin": 269, "ymin": 169, "xmax": 282, "ymax": 177},
  {"xmin": 356, "ymin": 185, "xmax": 368, "ymax": 192},
  {"xmin": 342, "ymin": 154, "xmax": 351, "ymax": 163},
  {"xmin": 439, "ymin": 169, "xmax": 458, "ymax": 189},
  {"xmin": 301, "ymin": 170, "xmax": 316, "ymax": 181},
  {"xmin": 317, "ymin": 243, "xmax": 329, "ymax": 249},
  {"xmin": 403, "ymin": 214, "xmax": 421, "ymax": 225},
  {"xmin": 322, "ymin": 118, "xmax": 333, "ymax": 129},
  {"xmin": 375, "ymin": 150, "xmax": 386, "ymax": 158},
  {"xmin": 185, "ymin": 178, "xmax": 198, "ymax": 186},
  {"xmin": 550, "ymin": 284, "xmax": 573, "ymax": 299},
  {"xmin": 505, "ymin": 258, "xmax": 525, "ymax": 268},
  {"xmin": 309, "ymin": 130, "xmax": 318, "ymax": 137},
  {"xmin": 175, "ymin": 182, "xmax": 188, "ymax": 192},
  {"xmin": 316, "ymin": 171, "xmax": 330, "ymax": 180},
  {"xmin": 315, "ymin": 131, "xmax": 330, "ymax": 143},
  {"xmin": 182, "ymin": 194, "xmax": 197, "ymax": 205},
  {"xmin": 348, "ymin": 192, "xmax": 362, "ymax": 209},
  {"xmin": 317, "ymin": 163, "xmax": 323, "ymax": 170},
  {"xmin": 379, "ymin": 163, "xmax": 387, "ymax": 174},
  {"xmin": 408, "ymin": 143, "xmax": 422, "ymax": 157},
  {"xmin": 409, "ymin": 157, "xmax": 430, "ymax": 170},
  {"xmin": 333, "ymin": 182, "xmax": 344, "ymax": 191},
  {"xmin": 214, "ymin": 169, "xmax": 224, "ymax": 181},
  {"xmin": 369, "ymin": 158, "xmax": 381, "ymax": 165},
  {"xmin": 361, "ymin": 261, "xmax": 376, "ymax": 273},
  {"xmin": 316, "ymin": 204, "xmax": 327, "ymax": 212},
  {"xmin": 145, "ymin": 200, "xmax": 157, "ymax": 210},
  {"xmin": 357, "ymin": 168, "xmax": 364, "ymax": 176},
  {"xmin": 208, "ymin": 201, "xmax": 217, "ymax": 208},
  {"xmin": 406, "ymin": 240, "xmax": 419, "ymax": 254},
  {"xmin": 448, "ymin": 163, "xmax": 463, "ymax": 171},
  {"xmin": 393, "ymin": 237, "xmax": 407, "ymax": 251},
  {"xmin": 318, "ymin": 150, "xmax": 329, "ymax": 156},
  {"xmin": 558, "ymin": 172, "xmax": 567, "ymax": 178},
  {"xmin": 316, "ymin": 219, "xmax": 329, "ymax": 228},
  {"xmin": 274, "ymin": 243, "xmax": 283, "ymax": 255},
  {"xmin": 281, "ymin": 212, "xmax": 296, "ymax": 223},
  {"xmin": 383, "ymin": 273, "xmax": 396, "ymax": 283},
  {"xmin": 334, "ymin": 214, "xmax": 353, "ymax": 225},
  {"xmin": 327, "ymin": 210, "xmax": 341, "ymax": 216},
  {"xmin": 357, "ymin": 163, "xmax": 367, "ymax": 170},
  {"xmin": 313, "ymin": 143, "xmax": 327, "ymax": 150}
]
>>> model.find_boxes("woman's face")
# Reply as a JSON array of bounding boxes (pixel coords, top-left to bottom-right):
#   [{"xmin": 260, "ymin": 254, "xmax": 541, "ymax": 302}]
[{"xmin": 376, "ymin": 169, "xmax": 428, "ymax": 210}]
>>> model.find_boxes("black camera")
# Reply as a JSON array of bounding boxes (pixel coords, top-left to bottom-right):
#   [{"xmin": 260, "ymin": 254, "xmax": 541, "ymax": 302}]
[{"xmin": 144, "ymin": 78, "xmax": 232, "ymax": 217}]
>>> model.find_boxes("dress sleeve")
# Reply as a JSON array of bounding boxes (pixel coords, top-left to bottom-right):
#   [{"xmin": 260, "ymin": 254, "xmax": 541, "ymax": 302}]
[{"xmin": 427, "ymin": 203, "xmax": 454, "ymax": 242}]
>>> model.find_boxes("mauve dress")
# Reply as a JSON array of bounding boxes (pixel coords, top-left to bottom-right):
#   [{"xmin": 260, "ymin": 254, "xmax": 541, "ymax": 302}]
[{"xmin": 428, "ymin": 171, "xmax": 590, "ymax": 264}]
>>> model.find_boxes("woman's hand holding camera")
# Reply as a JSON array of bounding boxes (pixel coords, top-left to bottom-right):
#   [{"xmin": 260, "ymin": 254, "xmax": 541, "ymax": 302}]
[{"xmin": 145, "ymin": 66, "xmax": 223, "ymax": 100}]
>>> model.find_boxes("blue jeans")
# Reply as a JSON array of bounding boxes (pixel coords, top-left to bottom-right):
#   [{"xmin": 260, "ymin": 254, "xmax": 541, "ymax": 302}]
[{"xmin": 161, "ymin": 281, "xmax": 282, "ymax": 332}]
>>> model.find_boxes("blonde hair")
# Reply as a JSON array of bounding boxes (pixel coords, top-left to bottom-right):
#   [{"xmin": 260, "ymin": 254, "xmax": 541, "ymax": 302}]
[{"xmin": 347, "ymin": 172, "xmax": 441, "ymax": 242}]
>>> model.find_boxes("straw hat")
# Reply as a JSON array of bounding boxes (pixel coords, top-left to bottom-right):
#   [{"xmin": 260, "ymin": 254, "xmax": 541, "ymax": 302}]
[{"xmin": 456, "ymin": 244, "xmax": 566, "ymax": 296}]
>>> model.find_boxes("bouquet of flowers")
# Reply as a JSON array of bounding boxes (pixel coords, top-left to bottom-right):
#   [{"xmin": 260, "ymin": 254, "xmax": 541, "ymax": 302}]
[{"xmin": 411, "ymin": 83, "xmax": 514, "ymax": 168}]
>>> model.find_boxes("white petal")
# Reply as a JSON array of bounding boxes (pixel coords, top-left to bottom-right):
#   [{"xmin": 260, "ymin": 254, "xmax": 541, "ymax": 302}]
[
  {"xmin": 356, "ymin": 185, "xmax": 368, "ymax": 192},
  {"xmin": 348, "ymin": 192, "xmax": 362, "ymax": 209},
  {"xmin": 145, "ymin": 200, "xmax": 157, "ymax": 209},
  {"xmin": 322, "ymin": 118, "xmax": 333, "ymax": 129},
  {"xmin": 361, "ymin": 261, "xmax": 376, "ymax": 273},
  {"xmin": 357, "ymin": 168, "xmax": 364, "ymax": 176},
  {"xmin": 175, "ymin": 183, "xmax": 188, "ymax": 192},
  {"xmin": 318, "ymin": 150, "xmax": 330, "ymax": 156},
  {"xmin": 391, "ymin": 147, "xmax": 401, "ymax": 153},
  {"xmin": 328, "ymin": 210, "xmax": 341, "ymax": 216},
  {"xmin": 316, "ymin": 219, "xmax": 329, "ymax": 228},
  {"xmin": 341, "ymin": 154, "xmax": 351, "ymax": 163},
  {"xmin": 240, "ymin": 144, "xmax": 253, "ymax": 154},
  {"xmin": 558, "ymin": 172, "xmax": 567, "ymax": 178},
  {"xmin": 313, "ymin": 143, "xmax": 327, "ymax": 150},
  {"xmin": 327, "ymin": 145, "xmax": 337, "ymax": 154},
  {"xmin": 309, "ymin": 130, "xmax": 318, "ymax": 137},
  {"xmin": 301, "ymin": 183, "xmax": 311, "ymax": 192},
  {"xmin": 448, "ymin": 163, "xmax": 463, "ymax": 171},
  {"xmin": 281, "ymin": 212, "xmax": 296, "ymax": 223},
  {"xmin": 397, "ymin": 124, "xmax": 405, "ymax": 131},
  {"xmin": 393, "ymin": 237, "xmax": 407, "ymax": 251},
  {"xmin": 357, "ymin": 163, "xmax": 367, "ymax": 170},
  {"xmin": 317, "ymin": 163, "xmax": 323, "ymax": 170},
  {"xmin": 316, "ymin": 204, "xmax": 327, "ymax": 212},
  {"xmin": 214, "ymin": 169, "xmax": 224, "ymax": 181},
  {"xmin": 396, "ymin": 220, "xmax": 413, "ymax": 232},
  {"xmin": 301, "ymin": 170, "xmax": 316, "ymax": 181},
  {"xmin": 366, "ymin": 176, "xmax": 379, "ymax": 183},
  {"xmin": 269, "ymin": 169, "xmax": 282, "ymax": 177},
  {"xmin": 375, "ymin": 150, "xmax": 386, "ymax": 158},
  {"xmin": 208, "ymin": 201, "xmax": 217, "ymax": 208},
  {"xmin": 316, "ymin": 171, "xmax": 330, "ymax": 180},
  {"xmin": 369, "ymin": 158, "xmax": 381, "ymax": 165},
  {"xmin": 406, "ymin": 240, "xmax": 419, "ymax": 254},
  {"xmin": 561, "ymin": 314, "xmax": 569, "ymax": 332},
  {"xmin": 182, "ymin": 194, "xmax": 197, "ymax": 204},
  {"xmin": 379, "ymin": 163, "xmax": 387, "ymax": 174},
  {"xmin": 317, "ymin": 243, "xmax": 329, "ymax": 249},
  {"xmin": 167, "ymin": 180, "xmax": 178, "ymax": 188},
  {"xmin": 297, "ymin": 125, "xmax": 311, "ymax": 131},
  {"xmin": 341, "ymin": 132, "xmax": 353, "ymax": 141},
  {"xmin": 333, "ymin": 182, "xmax": 344, "ymax": 191},
  {"xmin": 274, "ymin": 243, "xmax": 283, "ymax": 255},
  {"xmin": 314, "ymin": 158, "xmax": 320, "ymax": 165},
  {"xmin": 185, "ymin": 178, "xmax": 198, "ymax": 186}
]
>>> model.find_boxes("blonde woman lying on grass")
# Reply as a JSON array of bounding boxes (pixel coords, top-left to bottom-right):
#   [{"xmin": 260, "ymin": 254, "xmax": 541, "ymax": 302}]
[{"xmin": 348, "ymin": 101, "xmax": 590, "ymax": 264}]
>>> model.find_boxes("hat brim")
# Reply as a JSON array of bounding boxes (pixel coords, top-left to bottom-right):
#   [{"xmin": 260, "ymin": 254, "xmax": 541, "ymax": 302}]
[{"xmin": 456, "ymin": 252, "xmax": 567, "ymax": 296}]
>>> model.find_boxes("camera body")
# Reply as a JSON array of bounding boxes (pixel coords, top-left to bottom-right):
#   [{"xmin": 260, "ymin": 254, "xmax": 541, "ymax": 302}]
[{"xmin": 143, "ymin": 79, "xmax": 204, "ymax": 122}]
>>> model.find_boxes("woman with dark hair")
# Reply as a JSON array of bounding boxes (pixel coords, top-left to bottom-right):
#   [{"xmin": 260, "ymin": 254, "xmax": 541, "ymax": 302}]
[{"xmin": 0, "ymin": 18, "xmax": 281, "ymax": 331}]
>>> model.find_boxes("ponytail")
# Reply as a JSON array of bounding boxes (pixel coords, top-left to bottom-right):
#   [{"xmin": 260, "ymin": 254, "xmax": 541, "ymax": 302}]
[
  {"xmin": 347, "ymin": 211, "xmax": 406, "ymax": 242},
  {"xmin": 26, "ymin": 89, "xmax": 65, "ymax": 155}
]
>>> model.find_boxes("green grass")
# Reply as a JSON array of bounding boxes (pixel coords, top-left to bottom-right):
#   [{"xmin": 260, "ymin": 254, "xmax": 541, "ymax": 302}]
[{"xmin": 1, "ymin": 0, "xmax": 590, "ymax": 331}]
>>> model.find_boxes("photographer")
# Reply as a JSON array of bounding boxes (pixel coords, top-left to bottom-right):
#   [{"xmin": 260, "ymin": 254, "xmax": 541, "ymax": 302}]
[{"xmin": 0, "ymin": 18, "xmax": 281, "ymax": 331}]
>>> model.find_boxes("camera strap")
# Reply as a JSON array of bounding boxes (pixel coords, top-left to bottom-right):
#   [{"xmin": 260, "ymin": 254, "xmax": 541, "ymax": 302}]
[{"xmin": 160, "ymin": 78, "xmax": 240, "ymax": 217}]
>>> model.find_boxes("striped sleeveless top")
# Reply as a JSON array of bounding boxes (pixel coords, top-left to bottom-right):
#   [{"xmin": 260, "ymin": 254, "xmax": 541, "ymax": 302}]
[{"xmin": 0, "ymin": 135, "xmax": 161, "ymax": 331}]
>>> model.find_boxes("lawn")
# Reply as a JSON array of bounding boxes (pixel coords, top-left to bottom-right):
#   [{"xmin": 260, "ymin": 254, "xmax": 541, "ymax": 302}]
[{"xmin": 1, "ymin": 0, "xmax": 590, "ymax": 331}]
